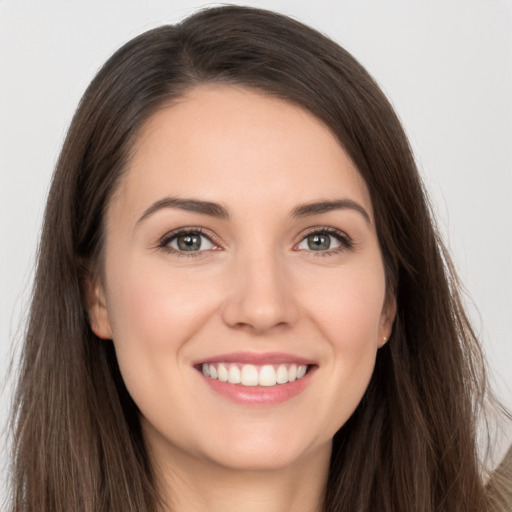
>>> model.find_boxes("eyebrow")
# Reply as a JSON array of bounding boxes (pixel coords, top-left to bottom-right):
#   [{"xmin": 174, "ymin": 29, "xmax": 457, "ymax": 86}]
[
  {"xmin": 291, "ymin": 199, "xmax": 371, "ymax": 224},
  {"xmin": 137, "ymin": 197, "xmax": 230, "ymax": 224},
  {"xmin": 137, "ymin": 196, "xmax": 371, "ymax": 225}
]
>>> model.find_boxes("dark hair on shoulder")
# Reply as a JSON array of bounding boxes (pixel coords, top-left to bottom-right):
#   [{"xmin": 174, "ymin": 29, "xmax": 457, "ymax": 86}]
[{"xmin": 8, "ymin": 5, "xmax": 508, "ymax": 512}]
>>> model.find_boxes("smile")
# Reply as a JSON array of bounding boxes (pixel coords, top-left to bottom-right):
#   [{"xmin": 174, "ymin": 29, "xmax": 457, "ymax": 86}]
[
  {"xmin": 202, "ymin": 362, "xmax": 309, "ymax": 387},
  {"xmin": 195, "ymin": 352, "xmax": 316, "ymax": 405}
]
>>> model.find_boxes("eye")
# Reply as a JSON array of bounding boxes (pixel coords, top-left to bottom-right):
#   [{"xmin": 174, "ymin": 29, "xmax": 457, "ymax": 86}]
[
  {"xmin": 162, "ymin": 230, "xmax": 216, "ymax": 253},
  {"xmin": 295, "ymin": 229, "xmax": 352, "ymax": 253}
]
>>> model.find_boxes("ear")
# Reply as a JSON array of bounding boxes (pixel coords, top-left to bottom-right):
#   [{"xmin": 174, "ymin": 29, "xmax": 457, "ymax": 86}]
[
  {"xmin": 84, "ymin": 274, "xmax": 113, "ymax": 340},
  {"xmin": 378, "ymin": 293, "xmax": 396, "ymax": 348}
]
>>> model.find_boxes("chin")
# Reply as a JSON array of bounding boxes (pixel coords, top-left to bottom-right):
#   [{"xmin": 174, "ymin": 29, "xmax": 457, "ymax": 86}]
[{"xmin": 196, "ymin": 425, "xmax": 332, "ymax": 472}]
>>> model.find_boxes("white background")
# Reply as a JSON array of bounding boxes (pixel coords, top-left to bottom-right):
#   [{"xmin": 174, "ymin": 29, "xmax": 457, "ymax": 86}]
[{"xmin": 1, "ymin": 0, "xmax": 511, "ymax": 501}]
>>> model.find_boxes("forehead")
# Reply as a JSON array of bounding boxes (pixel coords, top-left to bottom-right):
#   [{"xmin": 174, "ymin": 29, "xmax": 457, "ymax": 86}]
[{"xmin": 109, "ymin": 84, "xmax": 373, "ymax": 223}]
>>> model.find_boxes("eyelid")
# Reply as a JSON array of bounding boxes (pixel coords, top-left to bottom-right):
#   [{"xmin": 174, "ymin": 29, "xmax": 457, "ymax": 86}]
[
  {"xmin": 155, "ymin": 225, "xmax": 354, "ymax": 257},
  {"xmin": 157, "ymin": 226, "xmax": 223, "ymax": 255},
  {"xmin": 294, "ymin": 226, "xmax": 354, "ymax": 253}
]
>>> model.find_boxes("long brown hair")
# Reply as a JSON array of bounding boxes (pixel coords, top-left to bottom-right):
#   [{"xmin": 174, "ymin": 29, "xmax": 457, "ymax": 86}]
[
  {"xmin": 8, "ymin": 6, "xmax": 508, "ymax": 512},
  {"xmin": 487, "ymin": 446, "xmax": 512, "ymax": 511}
]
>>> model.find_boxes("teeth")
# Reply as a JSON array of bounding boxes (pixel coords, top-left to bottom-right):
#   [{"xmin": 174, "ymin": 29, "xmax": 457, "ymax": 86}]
[
  {"xmin": 276, "ymin": 364, "xmax": 288, "ymax": 384},
  {"xmin": 217, "ymin": 363, "xmax": 229, "ymax": 382},
  {"xmin": 241, "ymin": 364, "xmax": 259, "ymax": 386},
  {"xmin": 201, "ymin": 362, "xmax": 309, "ymax": 387},
  {"xmin": 228, "ymin": 364, "xmax": 241, "ymax": 384},
  {"xmin": 259, "ymin": 365, "xmax": 277, "ymax": 386}
]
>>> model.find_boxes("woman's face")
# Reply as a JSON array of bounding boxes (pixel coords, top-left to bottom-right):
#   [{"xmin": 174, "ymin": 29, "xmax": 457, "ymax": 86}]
[{"xmin": 90, "ymin": 85, "xmax": 394, "ymax": 473}]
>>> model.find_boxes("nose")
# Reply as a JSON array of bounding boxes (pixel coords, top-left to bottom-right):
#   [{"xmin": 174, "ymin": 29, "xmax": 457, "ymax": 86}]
[{"xmin": 221, "ymin": 251, "xmax": 299, "ymax": 335}]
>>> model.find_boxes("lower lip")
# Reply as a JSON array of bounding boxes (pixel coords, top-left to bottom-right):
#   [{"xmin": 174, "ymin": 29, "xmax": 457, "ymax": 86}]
[{"xmin": 199, "ymin": 368, "xmax": 315, "ymax": 406}]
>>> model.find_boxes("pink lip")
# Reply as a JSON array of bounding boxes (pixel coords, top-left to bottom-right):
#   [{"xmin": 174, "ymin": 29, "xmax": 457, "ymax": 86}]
[
  {"xmin": 193, "ymin": 351, "xmax": 315, "ymax": 366},
  {"xmin": 200, "ymin": 370, "xmax": 314, "ymax": 405},
  {"xmin": 193, "ymin": 352, "xmax": 317, "ymax": 406}
]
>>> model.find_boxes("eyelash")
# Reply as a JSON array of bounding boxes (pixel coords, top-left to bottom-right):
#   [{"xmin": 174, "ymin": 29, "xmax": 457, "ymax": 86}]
[
  {"xmin": 157, "ymin": 226, "xmax": 354, "ymax": 258},
  {"xmin": 295, "ymin": 227, "xmax": 354, "ymax": 256},
  {"xmin": 157, "ymin": 227, "xmax": 221, "ymax": 258}
]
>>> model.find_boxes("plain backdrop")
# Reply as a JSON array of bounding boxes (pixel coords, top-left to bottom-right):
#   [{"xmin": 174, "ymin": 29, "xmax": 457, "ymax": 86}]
[{"xmin": 1, "ymin": 0, "xmax": 511, "ymax": 501}]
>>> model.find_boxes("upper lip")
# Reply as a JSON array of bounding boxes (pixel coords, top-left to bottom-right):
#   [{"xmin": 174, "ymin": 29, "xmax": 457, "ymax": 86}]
[{"xmin": 193, "ymin": 351, "xmax": 316, "ymax": 366}]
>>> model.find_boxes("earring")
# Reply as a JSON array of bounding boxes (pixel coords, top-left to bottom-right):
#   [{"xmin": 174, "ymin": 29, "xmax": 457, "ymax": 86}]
[{"xmin": 379, "ymin": 336, "xmax": 388, "ymax": 348}]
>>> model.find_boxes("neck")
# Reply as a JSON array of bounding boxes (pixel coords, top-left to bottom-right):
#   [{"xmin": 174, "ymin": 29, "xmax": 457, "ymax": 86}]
[{"xmin": 152, "ymin": 441, "xmax": 331, "ymax": 512}]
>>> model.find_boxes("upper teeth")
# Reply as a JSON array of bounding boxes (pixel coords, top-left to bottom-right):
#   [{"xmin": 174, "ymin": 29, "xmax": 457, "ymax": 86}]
[{"xmin": 202, "ymin": 363, "xmax": 308, "ymax": 387}]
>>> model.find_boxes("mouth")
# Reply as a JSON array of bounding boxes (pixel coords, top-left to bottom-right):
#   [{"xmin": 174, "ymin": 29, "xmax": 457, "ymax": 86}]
[
  {"xmin": 199, "ymin": 362, "xmax": 311, "ymax": 387},
  {"xmin": 193, "ymin": 353, "xmax": 317, "ymax": 405}
]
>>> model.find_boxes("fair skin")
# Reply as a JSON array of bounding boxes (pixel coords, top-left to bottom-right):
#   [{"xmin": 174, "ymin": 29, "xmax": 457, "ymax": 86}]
[{"xmin": 89, "ymin": 85, "xmax": 395, "ymax": 512}]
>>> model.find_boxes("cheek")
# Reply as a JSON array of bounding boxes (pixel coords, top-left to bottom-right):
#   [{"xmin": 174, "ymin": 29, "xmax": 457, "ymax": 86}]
[
  {"xmin": 103, "ymin": 259, "xmax": 220, "ymax": 407},
  {"xmin": 103, "ymin": 260, "xmax": 222, "ymax": 428},
  {"xmin": 306, "ymin": 262, "xmax": 386, "ymax": 349},
  {"xmin": 300, "ymin": 260, "xmax": 386, "ymax": 429},
  {"xmin": 107, "ymin": 260, "xmax": 217, "ymax": 349}
]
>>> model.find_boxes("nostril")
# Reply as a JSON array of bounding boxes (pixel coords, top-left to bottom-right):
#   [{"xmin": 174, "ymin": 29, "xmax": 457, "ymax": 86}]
[{"xmin": 220, "ymin": 278, "xmax": 299, "ymax": 333}]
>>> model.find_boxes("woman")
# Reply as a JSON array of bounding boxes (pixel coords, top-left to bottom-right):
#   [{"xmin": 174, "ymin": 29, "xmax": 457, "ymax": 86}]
[{"xmin": 8, "ymin": 5, "xmax": 510, "ymax": 512}]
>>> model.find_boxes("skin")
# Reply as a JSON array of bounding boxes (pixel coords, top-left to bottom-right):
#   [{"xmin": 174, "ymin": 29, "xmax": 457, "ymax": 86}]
[{"xmin": 89, "ymin": 85, "xmax": 395, "ymax": 512}]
